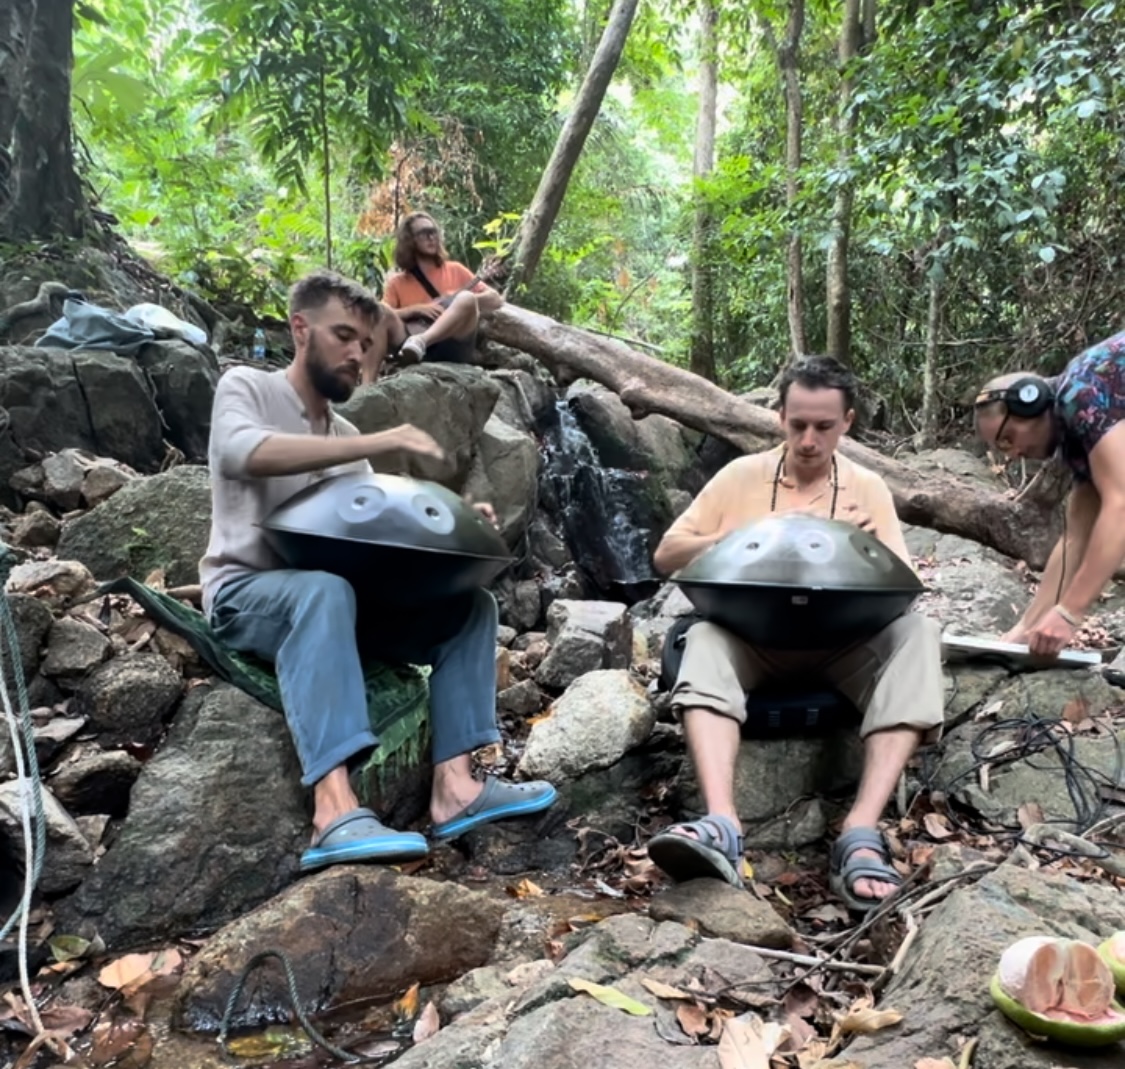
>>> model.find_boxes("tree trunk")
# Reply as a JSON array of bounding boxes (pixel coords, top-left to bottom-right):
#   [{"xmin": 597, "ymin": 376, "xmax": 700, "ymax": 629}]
[
  {"xmin": 0, "ymin": 0, "xmax": 84, "ymax": 241},
  {"xmin": 481, "ymin": 303, "xmax": 1061, "ymax": 568},
  {"xmin": 916, "ymin": 259, "xmax": 942, "ymax": 448},
  {"xmin": 504, "ymin": 0, "xmax": 639, "ymax": 294},
  {"xmin": 780, "ymin": 0, "xmax": 807, "ymax": 357},
  {"xmin": 825, "ymin": 0, "xmax": 863, "ymax": 364},
  {"xmin": 689, "ymin": 0, "xmax": 719, "ymax": 382}
]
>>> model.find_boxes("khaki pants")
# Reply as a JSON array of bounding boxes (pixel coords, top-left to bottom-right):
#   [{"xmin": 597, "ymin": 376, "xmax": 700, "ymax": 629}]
[{"xmin": 670, "ymin": 613, "xmax": 944, "ymax": 741}]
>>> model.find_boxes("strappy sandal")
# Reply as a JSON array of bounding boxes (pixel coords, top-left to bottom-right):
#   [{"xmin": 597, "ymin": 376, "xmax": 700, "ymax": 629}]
[
  {"xmin": 647, "ymin": 814, "xmax": 745, "ymax": 887},
  {"xmin": 829, "ymin": 826, "xmax": 903, "ymax": 913}
]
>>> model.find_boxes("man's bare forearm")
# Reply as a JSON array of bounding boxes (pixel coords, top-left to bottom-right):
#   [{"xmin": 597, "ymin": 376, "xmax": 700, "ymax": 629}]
[
  {"xmin": 244, "ymin": 431, "xmax": 410, "ymax": 477},
  {"xmin": 1060, "ymin": 500, "xmax": 1125, "ymax": 617},
  {"xmin": 654, "ymin": 532, "xmax": 718, "ymax": 576}
]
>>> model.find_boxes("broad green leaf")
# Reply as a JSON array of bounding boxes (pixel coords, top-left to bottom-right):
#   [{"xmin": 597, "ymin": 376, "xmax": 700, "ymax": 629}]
[{"xmin": 567, "ymin": 978, "xmax": 652, "ymax": 1016}]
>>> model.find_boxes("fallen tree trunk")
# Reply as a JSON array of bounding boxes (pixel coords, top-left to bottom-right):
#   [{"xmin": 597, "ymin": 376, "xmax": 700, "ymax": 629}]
[{"xmin": 482, "ymin": 304, "xmax": 1061, "ymax": 568}]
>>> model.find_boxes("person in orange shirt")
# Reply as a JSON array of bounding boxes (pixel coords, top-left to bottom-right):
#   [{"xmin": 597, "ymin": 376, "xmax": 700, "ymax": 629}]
[
  {"xmin": 367, "ymin": 212, "xmax": 504, "ymax": 376},
  {"xmin": 647, "ymin": 355, "xmax": 943, "ymax": 913}
]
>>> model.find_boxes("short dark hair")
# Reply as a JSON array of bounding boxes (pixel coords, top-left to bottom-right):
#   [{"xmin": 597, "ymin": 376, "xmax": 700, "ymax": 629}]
[
  {"xmin": 288, "ymin": 270, "xmax": 381, "ymax": 325},
  {"xmin": 778, "ymin": 355, "xmax": 857, "ymax": 412}
]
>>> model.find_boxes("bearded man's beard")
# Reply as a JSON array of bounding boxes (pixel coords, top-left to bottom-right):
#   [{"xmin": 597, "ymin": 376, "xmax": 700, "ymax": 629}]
[{"xmin": 306, "ymin": 330, "xmax": 357, "ymax": 404}]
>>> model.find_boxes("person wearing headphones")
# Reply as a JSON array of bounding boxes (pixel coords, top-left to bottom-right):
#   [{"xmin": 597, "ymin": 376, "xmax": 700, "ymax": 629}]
[{"xmin": 973, "ymin": 328, "xmax": 1125, "ymax": 658}]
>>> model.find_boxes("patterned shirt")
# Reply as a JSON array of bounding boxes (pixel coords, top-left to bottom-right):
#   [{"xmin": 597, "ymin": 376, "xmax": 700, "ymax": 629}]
[{"xmin": 1052, "ymin": 329, "xmax": 1125, "ymax": 482}]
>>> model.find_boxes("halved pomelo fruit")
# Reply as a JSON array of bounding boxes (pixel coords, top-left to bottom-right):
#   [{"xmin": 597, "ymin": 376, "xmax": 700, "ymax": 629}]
[
  {"xmin": 1098, "ymin": 932, "xmax": 1125, "ymax": 994},
  {"xmin": 992, "ymin": 936, "xmax": 1125, "ymax": 1047}
]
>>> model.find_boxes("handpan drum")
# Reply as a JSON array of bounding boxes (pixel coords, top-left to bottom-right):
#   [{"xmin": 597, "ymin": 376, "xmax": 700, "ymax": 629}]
[
  {"xmin": 260, "ymin": 472, "xmax": 512, "ymax": 604},
  {"xmin": 673, "ymin": 514, "xmax": 924, "ymax": 649}
]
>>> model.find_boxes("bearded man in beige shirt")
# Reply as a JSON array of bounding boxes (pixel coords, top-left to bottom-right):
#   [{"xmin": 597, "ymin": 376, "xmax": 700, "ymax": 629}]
[{"xmin": 648, "ymin": 356, "xmax": 943, "ymax": 912}]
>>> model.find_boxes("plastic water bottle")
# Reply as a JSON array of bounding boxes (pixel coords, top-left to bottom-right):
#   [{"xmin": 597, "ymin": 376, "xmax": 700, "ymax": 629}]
[{"xmin": 252, "ymin": 328, "xmax": 266, "ymax": 362}]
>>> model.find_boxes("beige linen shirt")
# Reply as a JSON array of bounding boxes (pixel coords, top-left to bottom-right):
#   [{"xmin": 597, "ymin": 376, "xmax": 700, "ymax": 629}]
[
  {"xmin": 199, "ymin": 367, "xmax": 370, "ymax": 614},
  {"xmin": 660, "ymin": 444, "xmax": 912, "ymax": 568}
]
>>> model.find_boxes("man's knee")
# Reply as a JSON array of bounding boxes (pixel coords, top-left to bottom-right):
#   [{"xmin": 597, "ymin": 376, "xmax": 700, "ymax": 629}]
[{"xmin": 291, "ymin": 571, "xmax": 357, "ymax": 620}]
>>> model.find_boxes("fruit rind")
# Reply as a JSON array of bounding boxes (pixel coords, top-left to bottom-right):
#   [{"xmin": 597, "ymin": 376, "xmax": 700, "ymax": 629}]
[
  {"xmin": 990, "ymin": 974, "xmax": 1125, "ymax": 1048},
  {"xmin": 1098, "ymin": 937, "xmax": 1125, "ymax": 994}
]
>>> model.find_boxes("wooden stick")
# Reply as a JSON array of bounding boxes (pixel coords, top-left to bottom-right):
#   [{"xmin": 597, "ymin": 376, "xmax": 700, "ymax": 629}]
[{"xmin": 747, "ymin": 946, "xmax": 884, "ymax": 977}]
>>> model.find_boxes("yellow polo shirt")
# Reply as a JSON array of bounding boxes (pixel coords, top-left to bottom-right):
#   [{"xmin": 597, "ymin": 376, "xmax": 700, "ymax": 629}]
[{"xmin": 661, "ymin": 445, "xmax": 912, "ymax": 569}]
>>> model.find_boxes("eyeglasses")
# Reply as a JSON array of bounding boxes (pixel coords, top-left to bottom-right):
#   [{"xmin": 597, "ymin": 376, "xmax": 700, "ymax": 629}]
[{"xmin": 412, "ymin": 227, "xmax": 438, "ymax": 240}]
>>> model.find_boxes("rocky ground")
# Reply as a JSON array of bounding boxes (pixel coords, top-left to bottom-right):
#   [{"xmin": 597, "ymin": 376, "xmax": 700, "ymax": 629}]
[{"xmin": 1, "ymin": 269, "xmax": 1124, "ymax": 1068}]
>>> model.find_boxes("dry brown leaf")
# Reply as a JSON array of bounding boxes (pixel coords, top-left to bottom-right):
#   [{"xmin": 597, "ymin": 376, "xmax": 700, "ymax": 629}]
[
  {"xmin": 1017, "ymin": 802, "xmax": 1045, "ymax": 829},
  {"xmin": 676, "ymin": 1001, "xmax": 711, "ymax": 1040},
  {"xmin": 922, "ymin": 813, "xmax": 954, "ymax": 840},
  {"xmin": 412, "ymin": 1001, "xmax": 440, "ymax": 1044},
  {"xmin": 837, "ymin": 1005, "xmax": 904, "ymax": 1035},
  {"xmin": 89, "ymin": 1017, "xmax": 153, "ymax": 1068},
  {"xmin": 717, "ymin": 1016, "xmax": 770, "ymax": 1069},
  {"xmin": 96, "ymin": 949, "xmax": 181, "ymax": 993},
  {"xmin": 393, "ymin": 981, "xmax": 420, "ymax": 1021},
  {"xmin": 1062, "ymin": 696, "xmax": 1090, "ymax": 724},
  {"xmin": 36, "ymin": 1003, "xmax": 93, "ymax": 1036},
  {"xmin": 640, "ymin": 978, "xmax": 693, "ymax": 1001},
  {"xmin": 507, "ymin": 878, "xmax": 544, "ymax": 898}
]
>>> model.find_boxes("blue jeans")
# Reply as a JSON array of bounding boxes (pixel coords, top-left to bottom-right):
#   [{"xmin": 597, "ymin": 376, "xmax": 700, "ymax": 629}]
[{"xmin": 210, "ymin": 570, "xmax": 501, "ymax": 786}]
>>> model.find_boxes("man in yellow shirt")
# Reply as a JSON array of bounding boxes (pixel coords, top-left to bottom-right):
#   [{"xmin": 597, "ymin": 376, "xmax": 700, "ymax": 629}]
[{"xmin": 648, "ymin": 355, "xmax": 943, "ymax": 912}]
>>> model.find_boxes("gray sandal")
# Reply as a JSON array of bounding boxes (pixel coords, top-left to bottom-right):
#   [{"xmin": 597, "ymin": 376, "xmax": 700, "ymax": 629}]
[
  {"xmin": 648, "ymin": 815, "xmax": 744, "ymax": 887},
  {"xmin": 829, "ymin": 826, "xmax": 903, "ymax": 913}
]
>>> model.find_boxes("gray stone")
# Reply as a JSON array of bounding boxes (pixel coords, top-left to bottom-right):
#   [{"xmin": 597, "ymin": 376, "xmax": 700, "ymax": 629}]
[
  {"xmin": 48, "ymin": 746, "xmax": 142, "ymax": 816},
  {"xmin": 498, "ymin": 679, "xmax": 545, "ymax": 718},
  {"xmin": 5, "ymin": 559, "xmax": 96, "ymax": 606},
  {"xmin": 649, "ymin": 880, "xmax": 794, "ymax": 948},
  {"xmin": 536, "ymin": 599, "xmax": 632, "ymax": 691},
  {"xmin": 0, "ymin": 782, "xmax": 93, "ymax": 893},
  {"xmin": 519, "ymin": 670, "xmax": 654, "ymax": 781},
  {"xmin": 133, "ymin": 339, "xmax": 219, "ymax": 461},
  {"xmin": 489, "ymin": 368, "xmax": 557, "ymax": 432},
  {"xmin": 680, "ymin": 729, "xmax": 865, "ymax": 826},
  {"xmin": 54, "ymin": 684, "xmax": 307, "ymax": 948},
  {"xmin": 81, "ymin": 462, "xmax": 134, "ymax": 507},
  {"xmin": 41, "ymin": 617, "xmax": 112, "ymax": 685},
  {"xmin": 3, "ymin": 593, "xmax": 52, "ymax": 681},
  {"xmin": 8, "ymin": 506, "xmax": 60, "ymax": 549},
  {"xmin": 501, "ymin": 577, "xmax": 543, "ymax": 632},
  {"xmin": 172, "ymin": 868, "xmax": 505, "ymax": 1033},
  {"xmin": 629, "ymin": 581, "xmax": 696, "ymax": 660},
  {"xmin": 439, "ymin": 965, "xmax": 509, "ymax": 1019},
  {"xmin": 528, "ymin": 517, "xmax": 572, "ymax": 570},
  {"xmin": 32, "ymin": 717, "xmax": 85, "ymax": 768},
  {"xmin": 834, "ymin": 865, "xmax": 1125, "ymax": 1069},
  {"xmin": 56, "ymin": 465, "xmax": 211, "ymax": 585},
  {"xmin": 463, "ymin": 414, "xmax": 539, "ymax": 546},
  {"xmin": 743, "ymin": 795, "xmax": 830, "ymax": 850},
  {"xmin": 74, "ymin": 653, "xmax": 181, "ymax": 747},
  {"xmin": 337, "ymin": 364, "xmax": 500, "ymax": 491},
  {"xmin": 944, "ymin": 662, "xmax": 1009, "ymax": 727},
  {"xmin": 496, "ymin": 625, "xmax": 517, "ymax": 648},
  {"xmin": 0, "ymin": 347, "xmax": 164, "ymax": 505},
  {"xmin": 39, "ymin": 451, "xmax": 87, "ymax": 510},
  {"xmin": 906, "ymin": 527, "xmax": 1031, "ymax": 636}
]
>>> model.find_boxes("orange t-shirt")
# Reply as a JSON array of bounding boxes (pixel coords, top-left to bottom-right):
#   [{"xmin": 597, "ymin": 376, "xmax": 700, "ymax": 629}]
[{"xmin": 383, "ymin": 261, "xmax": 483, "ymax": 309}]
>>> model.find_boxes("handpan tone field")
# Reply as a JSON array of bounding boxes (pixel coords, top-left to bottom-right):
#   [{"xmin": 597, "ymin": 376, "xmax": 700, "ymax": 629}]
[
  {"xmin": 261, "ymin": 472, "xmax": 513, "ymax": 604},
  {"xmin": 673, "ymin": 514, "xmax": 924, "ymax": 648}
]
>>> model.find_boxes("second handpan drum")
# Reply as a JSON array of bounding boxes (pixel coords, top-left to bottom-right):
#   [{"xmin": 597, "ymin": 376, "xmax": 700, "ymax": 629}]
[
  {"xmin": 261, "ymin": 471, "xmax": 512, "ymax": 604},
  {"xmin": 672, "ymin": 514, "xmax": 924, "ymax": 648}
]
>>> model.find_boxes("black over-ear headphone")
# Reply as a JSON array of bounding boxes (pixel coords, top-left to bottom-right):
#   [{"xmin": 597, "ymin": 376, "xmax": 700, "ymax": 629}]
[{"xmin": 973, "ymin": 375, "xmax": 1054, "ymax": 418}]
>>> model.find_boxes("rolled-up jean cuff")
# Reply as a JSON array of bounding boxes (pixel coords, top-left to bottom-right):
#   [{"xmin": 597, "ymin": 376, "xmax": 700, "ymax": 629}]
[
  {"xmin": 432, "ymin": 728, "xmax": 501, "ymax": 766},
  {"xmin": 300, "ymin": 729, "xmax": 379, "ymax": 787}
]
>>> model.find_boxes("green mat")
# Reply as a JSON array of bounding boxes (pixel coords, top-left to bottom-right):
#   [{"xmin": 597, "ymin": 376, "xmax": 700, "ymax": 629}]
[{"xmin": 97, "ymin": 577, "xmax": 431, "ymax": 787}]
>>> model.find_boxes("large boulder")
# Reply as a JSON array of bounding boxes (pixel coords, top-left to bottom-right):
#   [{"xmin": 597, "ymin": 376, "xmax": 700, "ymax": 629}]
[
  {"xmin": 463, "ymin": 414, "xmax": 540, "ymax": 546},
  {"xmin": 74, "ymin": 653, "xmax": 182, "ymax": 748},
  {"xmin": 829, "ymin": 865, "xmax": 1125, "ymax": 1069},
  {"xmin": 53, "ymin": 684, "xmax": 307, "ymax": 948},
  {"xmin": 566, "ymin": 383, "xmax": 698, "ymax": 492},
  {"xmin": 536, "ymin": 599, "xmax": 633, "ymax": 691},
  {"xmin": 336, "ymin": 364, "xmax": 501, "ymax": 491},
  {"xmin": 173, "ymin": 868, "xmax": 505, "ymax": 1032},
  {"xmin": 133, "ymin": 339, "xmax": 220, "ymax": 461},
  {"xmin": 519, "ymin": 670, "xmax": 654, "ymax": 781},
  {"xmin": 55, "ymin": 464, "xmax": 211, "ymax": 585},
  {"xmin": 0, "ymin": 347, "xmax": 164, "ymax": 504}
]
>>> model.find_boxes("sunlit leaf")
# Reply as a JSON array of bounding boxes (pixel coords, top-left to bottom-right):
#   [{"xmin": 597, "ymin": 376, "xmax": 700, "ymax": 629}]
[
  {"xmin": 49, "ymin": 935, "xmax": 92, "ymax": 963},
  {"xmin": 837, "ymin": 1005, "xmax": 904, "ymax": 1034},
  {"xmin": 567, "ymin": 978, "xmax": 652, "ymax": 1016},
  {"xmin": 717, "ymin": 1016, "xmax": 770, "ymax": 1068},
  {"xmin": 412, "ymin": 1001, "xmax": 440, "ymax": 1043}
]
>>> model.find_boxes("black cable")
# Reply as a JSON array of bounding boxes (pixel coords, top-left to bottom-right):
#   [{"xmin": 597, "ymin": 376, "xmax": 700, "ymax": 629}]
[
  {"xmin": 921, "ymin": 714, "xmax": 1122, "ymax": 860},
  {"xmin": 770, "ymin": 449, "xmax": 840, "ymax": 518}
]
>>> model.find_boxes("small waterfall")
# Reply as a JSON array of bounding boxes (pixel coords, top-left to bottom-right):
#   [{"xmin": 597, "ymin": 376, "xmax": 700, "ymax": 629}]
[{"xmin": 540, "ymin": 399, "xmax": 664, "ymax": 601}]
